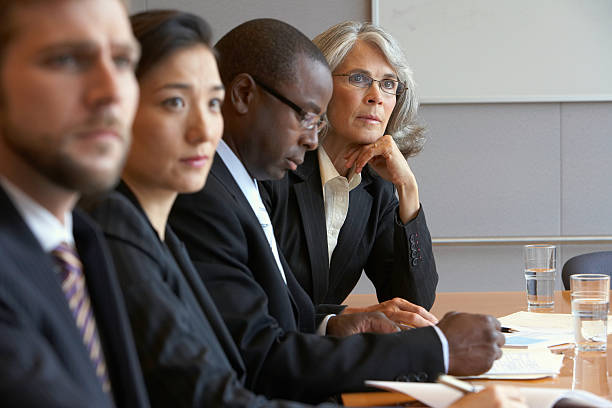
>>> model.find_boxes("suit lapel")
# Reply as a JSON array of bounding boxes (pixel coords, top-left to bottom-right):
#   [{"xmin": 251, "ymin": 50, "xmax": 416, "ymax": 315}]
[
  {"xmin": 0, "ymin": 188, "xmax": 88, "ymax": 342},
  {"xmin": 210, "ymin": 153, "xmax": 241, "ymax": 202},
  {"xmin": 293, "ymin": 151, "xmax": 330, "ymax": 304},
  {"xmin": 211, "ymin": 154, "xmax": 302, "ymax": 320},
  {"xmin": 328, "ymin": 170, "xmax": 373, "ymax": 292},
  {"xmin": 0, "ymin": 188, "xmax": 110, "ymax": 395}
]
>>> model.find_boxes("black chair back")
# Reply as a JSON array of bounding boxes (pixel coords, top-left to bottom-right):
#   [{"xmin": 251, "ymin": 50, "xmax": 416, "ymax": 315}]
[{"xmin": 561, "ymin": 251, "xmax": 612, "ymax": 289}]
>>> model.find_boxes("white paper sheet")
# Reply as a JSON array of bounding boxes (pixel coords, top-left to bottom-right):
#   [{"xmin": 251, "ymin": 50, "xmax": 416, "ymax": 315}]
[
  {"xmin": 500, "ymin": 311, "xmax": 612, "ymax": 334},
  {"xmin": 460, "ymin": 348, "xmax": 563, "ymax": 379},
  {"xmin": 499, "ymin": 311, "xmax": 611, "ymax": 349}
]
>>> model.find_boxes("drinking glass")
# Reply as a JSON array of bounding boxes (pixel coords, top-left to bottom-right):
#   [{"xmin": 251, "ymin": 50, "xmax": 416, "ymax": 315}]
[
  {"xmin": 571, "ymin": 274, "xmax": 610, "ymax": 351},
  {"xmin": 524, "ymin": 244, "xmax": 557, "ymax": 311}
]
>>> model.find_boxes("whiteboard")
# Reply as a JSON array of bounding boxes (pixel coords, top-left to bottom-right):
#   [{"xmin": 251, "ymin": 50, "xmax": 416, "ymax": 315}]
[{"xmin": 377, "ymin": 0, "xmax": 612, "ymax": 103}]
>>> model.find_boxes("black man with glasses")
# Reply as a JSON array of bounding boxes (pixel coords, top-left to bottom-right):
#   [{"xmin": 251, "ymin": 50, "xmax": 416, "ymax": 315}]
[
  {"xmin": 170, "ymin": 18, "xmax": 503, "ymax": 404},
  {"xmin": 260, "ymin": 20, "xmax": 440, "ymax": 332}
]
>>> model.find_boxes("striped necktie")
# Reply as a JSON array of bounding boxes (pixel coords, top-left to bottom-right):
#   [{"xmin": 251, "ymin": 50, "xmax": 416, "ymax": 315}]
[{"xmin": 51, "ymin": 242, "xmax": 111, "ymax": 393}]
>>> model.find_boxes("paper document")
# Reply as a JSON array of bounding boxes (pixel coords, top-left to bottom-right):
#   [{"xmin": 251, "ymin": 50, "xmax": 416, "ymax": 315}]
[
  {"xmin": 365, "ymin": 381, "xmax": 612, "ymax": 408},
  {"xmin": 503, "ymin": 331, "xmax": 574, "ymax": 349},
  {"xmin": 500, "ymin": 311, "xmax": 612, "ymax": 333},
  {"xmin": 459, "ymin": 348, "xmax": 563, "ymax": 380},
  {"xmin": 499, "ymin": 311, "xmax": 612, "ymax": 349}
]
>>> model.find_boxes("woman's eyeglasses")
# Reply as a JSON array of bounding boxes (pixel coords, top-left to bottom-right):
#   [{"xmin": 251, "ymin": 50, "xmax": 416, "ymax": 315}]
[{"xmin": 333, "ymin": 72, "xmax": 405, "ymax": 96}]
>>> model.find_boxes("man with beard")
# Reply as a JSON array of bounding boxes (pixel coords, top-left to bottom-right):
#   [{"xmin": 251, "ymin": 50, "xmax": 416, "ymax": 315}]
[{"xmin": 0, "ymin": 0, "xmax": 149, "ymax": 406}]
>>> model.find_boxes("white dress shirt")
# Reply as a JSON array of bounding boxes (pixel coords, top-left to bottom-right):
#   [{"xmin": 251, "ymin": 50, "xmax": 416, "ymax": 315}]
[
  {"xmin": 318, "ymin": 147, "xmax": 361, "ymax": 263},
  {"xmin": 1, "ymin": 177, "xmax": 74, "ymax": 251},
  {"xmin": 216, "ymin": 140, "xmax": 286, "ymax": 284}
]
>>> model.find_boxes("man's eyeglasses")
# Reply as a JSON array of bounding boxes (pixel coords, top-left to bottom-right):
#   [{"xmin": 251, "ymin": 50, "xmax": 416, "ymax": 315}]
[
  {"xmin": 252, "ymin": 77, "xmax": 327, "ymax": 132},
  {"xmin": 333, "ymin": 72, "xmax": 405, "ymax": 96}
]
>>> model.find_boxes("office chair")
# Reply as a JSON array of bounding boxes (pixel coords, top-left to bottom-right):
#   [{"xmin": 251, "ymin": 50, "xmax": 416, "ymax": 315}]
[{"xmin": 561, "ymin": 251, "xmax": 612, "ymax": 289}]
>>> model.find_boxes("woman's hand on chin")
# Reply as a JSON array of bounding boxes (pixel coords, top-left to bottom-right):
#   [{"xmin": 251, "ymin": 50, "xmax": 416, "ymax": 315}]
[
  {"xmin": 344, "ymin": 134, "xmax": 415, "ymax": 187},
  {"xmin": 344, "ymin": 135, "xmax": 420, "ymax": 222}
]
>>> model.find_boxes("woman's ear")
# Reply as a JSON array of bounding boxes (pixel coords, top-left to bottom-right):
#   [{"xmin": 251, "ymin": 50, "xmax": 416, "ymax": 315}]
[{"xmin": 228, "ymin": 73, "xmax": 256, "ymax": 115}]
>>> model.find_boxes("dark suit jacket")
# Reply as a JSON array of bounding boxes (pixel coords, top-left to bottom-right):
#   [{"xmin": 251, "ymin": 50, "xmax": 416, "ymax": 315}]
[
  {"xmin": 170, "ymin": 154, "xmax": 445, "ymax": 404},
  {"xmin": 260, "ymin": 150, "xmax": 438, "ymax": 309},
  {"xmin": 87, "ymin": 184, "xmax": 317, "ymax": 408},
  {"xmin": 0, "ymin": 186, "xmax": 149, "ymax": 408}
]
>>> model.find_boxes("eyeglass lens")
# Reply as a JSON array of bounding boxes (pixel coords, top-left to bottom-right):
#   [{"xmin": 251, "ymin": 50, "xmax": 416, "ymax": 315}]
[{"xmin": 347, "ymin": 73, "xmax": 404, "ymax": 95}]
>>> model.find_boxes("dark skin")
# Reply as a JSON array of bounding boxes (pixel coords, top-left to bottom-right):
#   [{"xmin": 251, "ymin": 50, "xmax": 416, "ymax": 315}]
[
  {"xmin": 221, "ymin": 56, "xmax": 328, "ymax": 181},
  {"xmin": 437, "ymin": 312, "xmax": 505, "ymax": 375},
  {"xmin": 330, "ymin": 310, "xmax": 505, "ymax": 378},
  {"xmin": 327, "ymin": 311, "xmax": 400, "ymax": 336}
]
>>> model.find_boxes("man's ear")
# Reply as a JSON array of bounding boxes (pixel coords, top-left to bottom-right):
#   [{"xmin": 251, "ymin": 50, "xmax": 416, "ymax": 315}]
[{"xmin": 229, "ymin": 73, "xmax": 256, "ymax": 115}]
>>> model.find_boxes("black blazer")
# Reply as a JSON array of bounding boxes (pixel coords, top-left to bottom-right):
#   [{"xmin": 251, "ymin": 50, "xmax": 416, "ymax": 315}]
[
  {"xmin": 0, "ymin": 187, "xmax": 149, "ymax": 408},
  {"xmin": 170, "ymin": 154, "xmax": 445, "ymax": 404},
  {"xmin": 260, "ymin": 150, "xmax": 438, "ymax": 309},
  {"xmin": 87, "ymin": 185, "xmax": 314, "ymax": 408}
]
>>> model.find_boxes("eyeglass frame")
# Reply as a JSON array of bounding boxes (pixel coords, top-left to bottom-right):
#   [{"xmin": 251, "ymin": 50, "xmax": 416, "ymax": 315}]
[
  {"xmin": 332, "ymin": 72, "xmax": 405, "ymax": 96},
  {"xmin": 251, "ymin": 76, "xmax": 327, "ymax": 132}
]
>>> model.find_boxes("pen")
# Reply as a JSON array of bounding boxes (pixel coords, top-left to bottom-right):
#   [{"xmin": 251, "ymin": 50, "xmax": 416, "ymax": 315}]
[
  {"xmin": 501, "ymin": 326, "xmax": 519, "ymax": 333},
  {"xmin": 436, "ymin": 374, "xmax": 478, "ymax": 394}
]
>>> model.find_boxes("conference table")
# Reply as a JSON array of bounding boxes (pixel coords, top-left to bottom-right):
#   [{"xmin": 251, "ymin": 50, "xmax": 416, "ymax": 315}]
[{"xmin": 341, "ymin": 291, "xmax": 612, "ymax": 406}]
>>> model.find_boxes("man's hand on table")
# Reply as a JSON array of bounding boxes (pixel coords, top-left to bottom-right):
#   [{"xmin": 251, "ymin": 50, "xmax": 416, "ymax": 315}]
[
  {"xmin": 327, "ymin": 311, "xmax": 400, "ymax": 336},
  {"xmin": 437, "ymin": 312, "xmax": 505, "ymax": 376},
  {"xmin": 343, "ymin": 297, "xmax": 438, "ymax": 328}
]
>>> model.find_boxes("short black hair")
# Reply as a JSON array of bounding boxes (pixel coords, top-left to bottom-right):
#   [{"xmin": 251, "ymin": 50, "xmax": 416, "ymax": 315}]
[
  {"xmin": 131, "ymin": 9, "xmax": 213, "ymax": 80},
  {"xmin": 215, "ymin": 18, "xmax": 328, "ymax": 87}
]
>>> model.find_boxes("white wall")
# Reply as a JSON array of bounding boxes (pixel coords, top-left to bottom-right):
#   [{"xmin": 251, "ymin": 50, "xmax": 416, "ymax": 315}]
[{"xmin": 378, "ymin": 0, "xmax": 612, "ymax": 103}]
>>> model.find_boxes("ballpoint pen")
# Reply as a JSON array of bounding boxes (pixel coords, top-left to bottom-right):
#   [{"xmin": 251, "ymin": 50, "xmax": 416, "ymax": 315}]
[
  {"xmin": 501, "ymin": 326, "xmax": 519, "ymax": 333},
  {"xmin": 436, "ymin": 374, "xmax": 478, "ymax": 394}
]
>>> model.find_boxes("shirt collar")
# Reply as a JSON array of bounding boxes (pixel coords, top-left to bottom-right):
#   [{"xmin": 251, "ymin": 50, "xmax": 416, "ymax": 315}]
[
  {"xmin": 318, "ymin": 147, "xmax": 361, "ymax": 191},
  {"xmin": 0, "ymin": 177, "xmax": 74, "ymax": 252},
  {"xmin": 216, "ymin": 139, "xmax": 261, "ymax": 202}
]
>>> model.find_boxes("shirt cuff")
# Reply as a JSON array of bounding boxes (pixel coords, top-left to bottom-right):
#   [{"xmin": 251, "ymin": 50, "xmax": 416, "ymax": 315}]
[
  {"xmin": 432, "ymin": 325, "xmax": 449, "ymax": 373},
  {"xmin": 317, "ymin": 314, "xmax": 336, "ymax": 335}
]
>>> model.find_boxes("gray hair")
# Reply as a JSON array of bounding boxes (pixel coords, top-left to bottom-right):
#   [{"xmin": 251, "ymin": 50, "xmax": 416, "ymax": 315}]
[{"xmin": 313, "ymin": 21, "xmax": 425, "ymax": 157}]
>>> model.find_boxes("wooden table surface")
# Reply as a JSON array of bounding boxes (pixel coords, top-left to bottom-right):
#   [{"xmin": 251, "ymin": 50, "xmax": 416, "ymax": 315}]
[{"xmin": 342, "ymin": 291, "xmax": 612, "ymax": 406}]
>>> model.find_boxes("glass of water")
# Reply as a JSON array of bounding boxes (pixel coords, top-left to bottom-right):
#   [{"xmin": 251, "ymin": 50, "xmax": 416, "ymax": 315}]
[
  {"xmin": 571, "ymin": 274, "xmax": 610, "ymax": 351},
  {"xmin": 524, "ymin": 244, "xmax": 557, "ymax": 311}
]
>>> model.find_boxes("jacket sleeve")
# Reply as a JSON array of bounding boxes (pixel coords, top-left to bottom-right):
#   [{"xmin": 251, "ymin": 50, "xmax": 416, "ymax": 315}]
[{"xmin": 364, "ymin": 184, "xmax": 438, "ymax": 310}]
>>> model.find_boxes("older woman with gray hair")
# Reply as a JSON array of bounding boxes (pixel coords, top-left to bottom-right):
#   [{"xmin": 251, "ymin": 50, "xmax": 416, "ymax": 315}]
[{"xmin": 261, "ymin": 21, "xmax": 439, "ymax": 329}]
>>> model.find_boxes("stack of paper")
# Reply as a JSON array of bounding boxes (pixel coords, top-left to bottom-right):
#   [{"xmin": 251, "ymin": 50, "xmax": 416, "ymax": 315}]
[
  {"xmin": 499, "ymin": 311, "xmax": 612, "ymax": 349},
  {"xmin": 365, "ymin": 381, "xmax": 612, "ymax": 408},
  {"xmin": 460, "ymin": 348, "xmax": 563, "ymax": 380}
]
